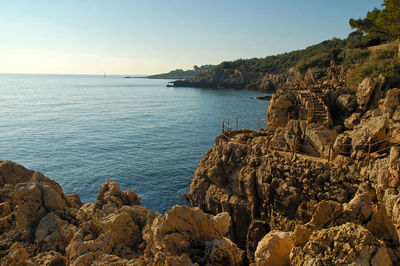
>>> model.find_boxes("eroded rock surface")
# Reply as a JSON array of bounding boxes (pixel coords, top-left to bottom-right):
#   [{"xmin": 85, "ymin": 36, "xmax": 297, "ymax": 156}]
[
  {"xmin": 291, "ymin": 223, "xmax": 392, "ymax": 266},
  {"xmin": 0, "ymin": 162, "xmax": 243, "ymax": 265}
]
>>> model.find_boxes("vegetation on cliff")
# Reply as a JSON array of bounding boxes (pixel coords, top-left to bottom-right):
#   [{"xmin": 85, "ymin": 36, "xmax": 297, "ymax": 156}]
[
  {"xmin": 349, "ymin": 0, "xmax": 400, "ymax": 45},
  {"xmin": 216, "ymin": 0, "xmax": 400, "ymax": 76},
  {"xmin": 172, "ymin": 0, "xmax": 400, "ymax": 92},
  {"xmin": 147, "ymin": 64, "xmax": 214, "ymax": 79},
  {"xmin": 347, "ymin": 41, "xmax": 400, "ymax": 89}
]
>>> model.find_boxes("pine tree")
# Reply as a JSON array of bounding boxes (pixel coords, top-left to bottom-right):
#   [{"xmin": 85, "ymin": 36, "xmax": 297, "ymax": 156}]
[
  {"xmin": 377, "ymin": 0, "xmax": 400, "ymax": 39},
  {"xmin": 349, "ymin": 8, "xmax": 390, "ymax": 43}
]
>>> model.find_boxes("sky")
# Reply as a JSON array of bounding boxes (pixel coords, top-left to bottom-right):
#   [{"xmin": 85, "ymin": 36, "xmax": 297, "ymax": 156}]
[{"xmin": 0, "ymin": 0, "xmax": 383, "ymax": 75}]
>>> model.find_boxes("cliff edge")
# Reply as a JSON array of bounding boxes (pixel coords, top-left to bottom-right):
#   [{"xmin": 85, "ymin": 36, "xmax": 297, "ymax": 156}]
[
  {"xmin": 188, "ymin": 74, "xmax": 400, "ymax": 265},
  {"xmin": 0, "ymin": 161, "xmax": 244, "ymax": 265}
]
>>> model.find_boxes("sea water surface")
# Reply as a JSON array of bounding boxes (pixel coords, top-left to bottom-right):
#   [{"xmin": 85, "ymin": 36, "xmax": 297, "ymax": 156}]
[{"xmin": 0, "ymin": 74, "xmax": 269, "ymax": 212}]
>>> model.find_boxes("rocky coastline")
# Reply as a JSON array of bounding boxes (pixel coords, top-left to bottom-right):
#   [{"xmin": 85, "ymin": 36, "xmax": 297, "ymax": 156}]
[
  {"xmin": 1, "ymin": 66, "xmax": 400, "ymax": 265},
  {"xmin": 187, "ymin": 70, "xmax": 400, "ymax": 264},
  {"xmin": 172, "ymin": 65, "xmax": 349, "ymax": 93},
  {"xmin": 0, "ymin": 161, "xmax": 243, "ymax": 265}
]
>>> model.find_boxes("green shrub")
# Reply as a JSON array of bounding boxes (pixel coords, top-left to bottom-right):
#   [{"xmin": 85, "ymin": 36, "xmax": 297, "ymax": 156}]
[
  {"xmin": 343, "ymin": 48, "xmax": 371, "ymax": 65},
  {"xmin": 296, "ymin": 53, "xmax": 333, "ymax": 73},
  {"xmin": 215, "ymin": 38, "xmax": 347, "ymax": 74},
  {"xmin": 347, "ymin": 41, "xmax": 400, "ymax": 89}
]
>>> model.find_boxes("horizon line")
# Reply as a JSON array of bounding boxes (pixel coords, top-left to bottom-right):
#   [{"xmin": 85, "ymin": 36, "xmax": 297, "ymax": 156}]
[{"xmin": 0, "ymin": 72, "xmax": 151, "ymax": 76}]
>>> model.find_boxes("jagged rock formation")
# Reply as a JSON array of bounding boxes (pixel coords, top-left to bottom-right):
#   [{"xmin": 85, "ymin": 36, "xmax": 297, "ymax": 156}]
[
  {"xmin": 188, "ymin": 131, "xmax": 362, "ymax": 262},
  {"xmin": 188, "ymin": 72, "xmax": 400, "ymax": 264},
  {"xmin": 2, "ymin": 68, "xmax": 400, "ymax": 265},
  {"xmin": 0, "ymin": 161, "xmax": 244, "ymax": 265}
]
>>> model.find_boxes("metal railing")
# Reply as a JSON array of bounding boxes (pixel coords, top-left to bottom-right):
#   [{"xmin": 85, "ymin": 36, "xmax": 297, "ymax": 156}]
[{"xmin": 220, "ymin": 117, "xmax": 400, "ymax": 163}]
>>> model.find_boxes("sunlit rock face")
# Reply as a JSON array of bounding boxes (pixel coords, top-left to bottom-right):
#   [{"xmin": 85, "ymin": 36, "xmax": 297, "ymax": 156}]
[{"xmin": 0, "ymin": 161, "xmax": 244, "ymax": 265}]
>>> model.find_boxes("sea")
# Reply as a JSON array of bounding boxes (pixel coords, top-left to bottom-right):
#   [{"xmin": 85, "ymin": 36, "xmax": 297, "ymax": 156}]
[{"xmin": 0, "ymin": 74, "xmax": 269, "ymax": 213}]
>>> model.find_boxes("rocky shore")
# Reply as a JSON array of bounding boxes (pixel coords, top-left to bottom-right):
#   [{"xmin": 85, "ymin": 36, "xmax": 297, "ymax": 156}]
[
  {"xmin": 1, "ymin": 66, "xmax": 400, "ymax": 264},
  {"xmin": 0, "ymin": 161, "xmax": 244, "ymax": 265},
  {"xmin": 187, "ymin": 72, "xmax": 400, "ymax": 265},
  {"xmin": 172, "ymin": 65, "xmax": 349, "ymax": 93}
]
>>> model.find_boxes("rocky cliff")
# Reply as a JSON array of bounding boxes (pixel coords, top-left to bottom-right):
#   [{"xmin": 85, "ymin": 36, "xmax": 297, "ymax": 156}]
[
  {"xmin": 188, "ymin": 74, "xmax": 400, "ymax": 265},
  {"xmin": 0, "ymin": 161, "xmax": 245, "ymax": 265},
  {"xmin": 172, "ymin": 65, "xmax": 350, "ymax": 93},
  {"xmin": 2, "ymin": 72, "xmax": 400, "ymax": 265}
]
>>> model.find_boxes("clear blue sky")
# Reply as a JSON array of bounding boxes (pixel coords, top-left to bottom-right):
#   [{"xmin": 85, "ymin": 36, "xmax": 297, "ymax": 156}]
[{"xmin": 0, "ymin": 0, "xmax": 382, "ymax": 74}]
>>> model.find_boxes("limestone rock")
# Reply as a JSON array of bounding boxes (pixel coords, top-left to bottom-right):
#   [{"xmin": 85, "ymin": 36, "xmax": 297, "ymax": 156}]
[
  {"xmin": 337, "ymin": 93, "xmax": 356, "ymax": 114},
  {"xmin": 307, "ymin": 200, "xmax": 344, "ymax": 229},
  {"xmin": 76, "ymin": 203, "xmax": 95, "ymax": 223},
  {"xmin": 333, "ymin": 133, "xmax": 352, "ymax": 155},
  {"xmin": 351, "ymin": 115, "xmax": 390, "ymax": 152},
  {"xmin": 254, "ymin": 231, "xmax": 292, "ymax": 266},
  {"xmin": 14, "ymin": 182, "xmax": 48, "ymax": 229},
  {"xmin": 366, "ymin": 205, "xmax": 399, "ymax": 253},
  {"xmin": 344, "ymin": 112, "xmax": 361, "ymax": 129},
  {"xmin": 392, "ymin": 106, "xmax": 400, "ymax": 121},
  {"xmin": 383, "ymin": 88, "xmax": 400, "ymax": 116},
  {"xmin": 95, "ymin": 179, "xmax": 141, "ymax": 213},
  {"xmin": 0, "ymin": 161, "xmax": 34, "ymax": 187},
  {"xmin": 292, "ymin": 225, "xmax": 312, "ymax": 247},
  {"xmin": 143, "ymin": 205, "xmax": 239, "ymax": 263},
  {"xmin": 71, "ymin": 251, "xmax": 130, "ymax": 266},
  {"xmin": 303, "ymin": 123, "xmax": 337, "ymax": 158},
  {"xmin": 65, "ymin": 194, "xmax": 83, "ymax": 209},
  {"xmin": 2, "ymin": 242, "xmax": 31, "ymax": 266},
  {"xmin": 66, "ymin": 209, "xmax": 144, "ymax": 262},
  {"xmin": 0, "ymin": 202, "xmax": 11, "ymax": 218},
  {"xmin": 266, "ymin": 90, "xmax": 297, "ymax": 130},
  {"xmin": 204, "ymin": 237, "xmax": 244, "ymax": 265},
  {"xmin": 290, "ymin": 223, "xmax": 392, "ymax": 265},
  {"xmin": 33, "ymin": 251, "xmax": 66, "ymax": 266},
  {"xmin": 356, "ymin": 75, "xmax": 385, "ymax": 109},
  {"xmin": 189, "ymin": 130, "xmax": 361, "ymax": 259},
  {"xmin": 389, "ymin": 147, "xmax": 400, "ymax": 184},
  {"xmin": 35, "ymin": 212, "xmax": 76, "ymax": 252},
  {"xmin": 284, "ymin": 120, "xmax": 303, "ymax": 151},
  {"xmin": 13, "ymin": 173, "xmax": 75, "ymax": 230},
  {"xmin": 343, "ymin": 182, "xmax": 376, "ymax": 222},
  {"xmin": 245, "ymin": 220, "xmax": 269, "ymax": 262},
  {"xmin": 144, "ymin": 252, "xmax": 194, "ymax": 266}
]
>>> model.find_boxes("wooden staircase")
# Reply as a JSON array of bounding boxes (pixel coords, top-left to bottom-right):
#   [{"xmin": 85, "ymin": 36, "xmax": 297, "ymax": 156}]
[{"xmin": 298, "ymin": 91, "xmax": 331, "ymax": 126}]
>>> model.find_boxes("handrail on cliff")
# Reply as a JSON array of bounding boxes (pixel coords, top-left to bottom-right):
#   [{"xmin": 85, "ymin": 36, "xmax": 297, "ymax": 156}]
[
  {"xmin": 221, "ymin": 114, "xmax": 399, "ymax": 164},
  {"xmin": 222, "ymin": 116, "xmax": 266, "ymax": 135}
]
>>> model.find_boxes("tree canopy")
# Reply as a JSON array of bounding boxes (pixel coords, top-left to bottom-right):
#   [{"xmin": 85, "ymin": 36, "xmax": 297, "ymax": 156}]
[{"xmin": 349, "ymin": 0, "xmax": 400, "ymax": 43}]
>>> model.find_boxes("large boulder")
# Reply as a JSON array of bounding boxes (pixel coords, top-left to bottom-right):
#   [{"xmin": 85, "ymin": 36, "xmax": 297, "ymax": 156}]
[
  {"xmin": 266, "ymin": 90, "xmax": 297, "ymax": 131},
  {"xmin": 337, "ymin": 93, "xmax": 357, "ymax": 114},
  {"xmin": 35, "ymin": 212, "xmax": 77, "ymax": 252},
  {"xmin": 392, "ymin": 106, "xmax": 400, "ymax": 122},
  {"xmin": 13, "ymin": 172, "xmax": 75, "ymax": 230},
  {"xmin": 95, "ymin": 179, "xmax": 141, "ymax": 211},
  {"xmin": 2, "ymin": 242, "xmax": 31, "ymax": 266},
  {"xmin": 356, "ymin": 75, "xmax": 385, "ymax": 110},
  {"xmin": 333, "ymin": 133, "xmax": 352, "ymax": 155},
  {"xmin": 66, "ymin": 205, "xmax": 152, "ymax": 262},
  {"xmin": 254, "ymin": 231, "xmax": 292, "ymax": 266},
  {"xmin": 303, "ymin": 123, "xmax": 337, "ymax": 158},
  {"xmin": 143, "ymin": 206, "xmax": 231, "ymax": 256},
  {"xmin": 0, "ymin": 161, "xmax": 34, "ymax": 187},
  {"xmin": 382, "ymin": 88, "xmax": 400, "ymax": 117},
  {"xmin": 344, "ymin": 112, "xmax": 361, "ymax": 130},
  {"xmin": 351, "ymin": 115, "xmax": 391, "ymax": 152},
  {"xmin": 204, "ymin": 237, "xmax": 244, "ymax": 265}
]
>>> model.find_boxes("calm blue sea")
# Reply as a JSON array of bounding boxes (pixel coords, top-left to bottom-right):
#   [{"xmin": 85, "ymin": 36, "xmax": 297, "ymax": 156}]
[{"xmin": 0, "ymin": 74, "xmax": 269, "ymax": 212}]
